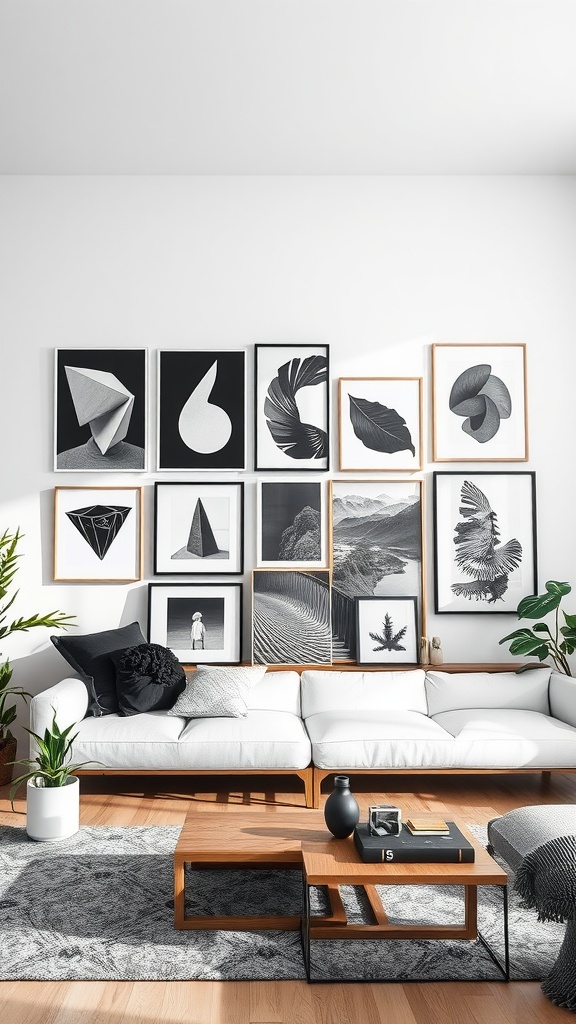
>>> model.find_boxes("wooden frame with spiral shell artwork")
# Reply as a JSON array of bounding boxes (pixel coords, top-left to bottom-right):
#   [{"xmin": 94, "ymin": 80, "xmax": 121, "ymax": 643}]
[
  {"xmin": 338, "ymin": 377, "xmax": 423, "ymax": 471},
  {"xmin": 254, "ymin": 344, "xmax": 330, "ymax": 471},
  {"xmin": 432, "ymin": 343, "xmax": 528, "ymax": 462}
]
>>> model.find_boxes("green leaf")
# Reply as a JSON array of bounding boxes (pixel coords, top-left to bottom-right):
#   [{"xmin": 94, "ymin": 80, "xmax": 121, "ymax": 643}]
[
  {"xmin": 499, "ymin": 627, "xmax": 550, "ymax": 659},
  {"xmin": 517, "ymin": 581, "xmax": 572, "ymax": 620},
  {"xmin": 532, "ymin": 622, "xmax": 551, "ymax": 633},
  {"xmin": 563, "ymin": 612, "xmax": 576, "ymax": 629}
]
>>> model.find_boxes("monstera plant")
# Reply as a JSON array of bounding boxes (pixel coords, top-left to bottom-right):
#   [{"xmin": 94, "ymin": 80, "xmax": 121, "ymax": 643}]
[
  {"xmin": 0, "ymin": 528, "xmax": 75, "ymax": 785},
  {"xmin": 499, "ymin": 581, "xmax": 576, "ymax": 676}
]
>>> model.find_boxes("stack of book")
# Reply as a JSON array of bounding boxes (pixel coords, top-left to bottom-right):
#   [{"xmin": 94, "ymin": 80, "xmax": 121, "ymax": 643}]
[{"xmin": 353, "ymin": 817, "xmax": 475, "ymax": 863}]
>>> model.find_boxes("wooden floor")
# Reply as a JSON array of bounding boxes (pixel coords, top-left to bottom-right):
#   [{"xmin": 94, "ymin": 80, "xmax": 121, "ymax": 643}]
[{"xmin": 1, "ymin": 771, "xmax": 575, "ymax": 1024}]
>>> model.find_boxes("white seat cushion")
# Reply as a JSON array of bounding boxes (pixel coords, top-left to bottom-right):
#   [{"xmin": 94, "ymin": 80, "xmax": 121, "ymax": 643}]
[
  {"xmin": 425, "ymin": 669, "xmax": 551, "ymax": 716},
  {"xmin": 177, "ymin": 711, "xmax": 311, "ymax": 769},
  {"xmin": 305, "ymin": 710, "xmax": 455, "ymax": 769},
  {"xmin": 245, "ymin": 670, "xmax": 301, "ymax": 715},
  {"xmin": 71, "ymin": 711, "xmax": 188, "ymax": 769},
  {"xmin": 301, "ymin": 669, "xmax": 427, "ymax": 717},
  {"xmin": 432, "ymin": 708, "xmax": 576, "ymax": 768}
]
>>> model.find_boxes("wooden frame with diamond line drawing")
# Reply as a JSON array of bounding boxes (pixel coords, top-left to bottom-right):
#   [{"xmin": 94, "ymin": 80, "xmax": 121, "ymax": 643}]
[
  {"xmin": 53, "ymin": 486, "xmax": 143, "ymax": 582},
  {"xmin": 338, "ymin": 377, "xmax": 423, "ymax": 472},
  {"xmin": 432, "ymin": 343, "xmax": 528, "ymax": 462}
]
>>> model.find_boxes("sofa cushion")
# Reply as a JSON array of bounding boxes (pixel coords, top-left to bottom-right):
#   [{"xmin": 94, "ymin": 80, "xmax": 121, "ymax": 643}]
[
  {"xmin": 425, "ymin": 669, "xmax": 551, "ymax": 717},
  {"xmin": 431, "ymin": 708, "xmax": 576, "ymax": 768},
  {"xmin": 305, "ymin": 709, "xmax": 454, "ymax": 769},
  {"xmin": 51, "ymin": 621, "xmax": 147, "ymax": 716},
  {"xmin": 177, "ymin": 711, "xmax": 311, "ymax": 769},
  {"xmin": 167, "ymin": 664, "xmax": 267, "ymax": 718},
  {"xmin": 301, "ymin": 670, "xmax": 427, "ymax": 718},
  {"xmin": 549, "ymin": 672, "xmax": 576, "ymax": 729},
  {"xmin": 110, "ymin": 643, "xmax": 186, "ymax": 717},
  {"xmin": 67, "ymin": 710, "xmax": 188, "ymax": 769},
  {"xmin": 245, "ymin": 670, "xmax": 302, "ymax": 715}
]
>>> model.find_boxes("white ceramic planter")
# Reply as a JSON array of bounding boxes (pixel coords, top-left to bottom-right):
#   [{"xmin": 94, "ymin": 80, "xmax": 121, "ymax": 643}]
[{"xmin": 26, "ymin": 776, "xmax": 80, "ymax": 842}]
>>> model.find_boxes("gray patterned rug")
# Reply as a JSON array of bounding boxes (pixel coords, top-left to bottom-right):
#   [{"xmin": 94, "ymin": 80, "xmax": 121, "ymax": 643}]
[{"xmin": 0, "ymin": 824, "xmax": 563, "ymax": 982}]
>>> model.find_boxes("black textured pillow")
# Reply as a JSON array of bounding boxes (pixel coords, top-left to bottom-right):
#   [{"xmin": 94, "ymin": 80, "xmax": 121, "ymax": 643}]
[
  {"xmin": 110, "ymin": 643, "xmax": 186, "ymax": 717},
  {"xmin": 51, "ymin": 621, "xmax": 147, "ymax": 716}
]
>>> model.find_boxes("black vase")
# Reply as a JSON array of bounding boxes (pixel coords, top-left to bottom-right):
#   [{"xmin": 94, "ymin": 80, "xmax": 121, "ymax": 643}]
[{"xmin": 323, "ymin": 775, "xmax": 360, "ymax": 838}]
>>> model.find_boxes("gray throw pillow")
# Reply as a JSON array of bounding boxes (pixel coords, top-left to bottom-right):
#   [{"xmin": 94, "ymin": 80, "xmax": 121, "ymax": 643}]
[{"xmin": 167, "ymin": 665, "xmax": 266, "ymax": 718}]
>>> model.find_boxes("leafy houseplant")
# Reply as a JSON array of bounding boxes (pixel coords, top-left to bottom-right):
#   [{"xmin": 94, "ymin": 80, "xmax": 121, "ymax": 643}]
[
  {"xmin": 0, "ymin": 527, "xmax": 75, "ymax": 785},
  {"xmin": 9, "ymin": 711, "xmax": 93, "ymax": 841},
  {"xmin": 499, "ymin": 581, "xmax": 576, "ymax": 676}
]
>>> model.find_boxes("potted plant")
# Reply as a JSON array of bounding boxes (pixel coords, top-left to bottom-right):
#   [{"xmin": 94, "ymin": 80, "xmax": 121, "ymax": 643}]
[
  {"xmin": 499, "ymin": 580, "xmax": 576, "ymax": 676},
  {"xmin": 9, "ymin": 710, "xmax": 93, "ymax": 840},
  {"xmin": 0, "ymin": 527, "xmax": 75, "ymax": 785}
]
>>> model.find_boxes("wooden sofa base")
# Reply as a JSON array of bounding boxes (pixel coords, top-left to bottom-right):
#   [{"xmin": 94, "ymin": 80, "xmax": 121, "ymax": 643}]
[
  {"xmin": 76, "ymin": 766, "xmax": 315, "ymax": 808},
  {"xmin": 311, "ymin": 767, "xmax": 575, "ymax": 809}
]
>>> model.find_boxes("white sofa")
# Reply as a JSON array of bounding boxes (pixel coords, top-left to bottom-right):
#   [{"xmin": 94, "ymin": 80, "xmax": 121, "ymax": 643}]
[{"xmin": 30, "ymin": 665, "xmax": 576, "ymax": 809}]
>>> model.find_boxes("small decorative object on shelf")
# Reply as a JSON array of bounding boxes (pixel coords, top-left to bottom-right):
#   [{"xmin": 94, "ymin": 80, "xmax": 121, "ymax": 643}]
[
  {"xmin": 430, "ymin": 636, "xmax": 443, "ymax": 665},
  {"xmin": 368, "ymin": 805, "xmax": 402, "ymax": 837},
  {"xmin": 419, "ymin": 636, "xmax": 429, "ymax": 664},
  {"xmin": 324, "ymin": 775, "xmax": 360, "ymax": 838}
]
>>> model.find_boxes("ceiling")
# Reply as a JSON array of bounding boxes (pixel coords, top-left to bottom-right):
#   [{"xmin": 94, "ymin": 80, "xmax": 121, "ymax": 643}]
[{"xmin": 1, "ymin": 0, "xmax": 576, "ymax": 175}]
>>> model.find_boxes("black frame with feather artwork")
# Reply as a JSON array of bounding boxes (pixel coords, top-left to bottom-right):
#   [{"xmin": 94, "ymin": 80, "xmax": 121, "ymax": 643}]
[
  {"xmin": 355, "ymin": 596, "xmax": 419, "ymax": 665},
  {"xmin": 433, "ymin": 471, "xmax": 537, "ymax": 614},
  {"xmin": 254, "ymin": 344, "xmax": 330, "ymax": 471},
  {"xmin": 338, "ymin": 377, "xmax": 423, "ymax": 471}
]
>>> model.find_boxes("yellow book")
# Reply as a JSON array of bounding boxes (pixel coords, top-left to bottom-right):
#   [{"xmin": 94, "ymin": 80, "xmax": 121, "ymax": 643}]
[{"xmin": 405, "ymin": 817, "xmax": 450, "ymax": 835}]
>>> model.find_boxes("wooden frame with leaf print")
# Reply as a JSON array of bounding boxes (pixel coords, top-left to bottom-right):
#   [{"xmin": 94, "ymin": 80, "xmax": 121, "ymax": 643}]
[
  {"xmin": 148, "ymin": 582, "xmax": 243, "ymax": 665},
  {"xmin": 53, "ymin": 486, "xmax": 143, "ymax": 582},
  {"xmin": 330, "ymin": 478, "xmax": 426, "ymax": 662},
  {"xmin": 254, "ymin": 344, "xmax": 330, "ymax": 471},
  {"xmin": 355, "ymin": 596, "xmax": 419, "ymax": 666},
  {"xmin": 432, "ymin": 343, "xmax": 528, "ymax": 462},
  {"xmin": 433, "ymin": 471, "xmax": 537, "ymax": 614},
  {"xmin": 338, "ymin": 377, "xmax": 423, "ymax": 471}
]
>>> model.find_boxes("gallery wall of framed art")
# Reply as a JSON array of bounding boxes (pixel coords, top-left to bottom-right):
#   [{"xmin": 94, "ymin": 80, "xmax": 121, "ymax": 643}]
[{"xmin": 46, "ymin": 340, "xmax": 539, "ymax": 669}]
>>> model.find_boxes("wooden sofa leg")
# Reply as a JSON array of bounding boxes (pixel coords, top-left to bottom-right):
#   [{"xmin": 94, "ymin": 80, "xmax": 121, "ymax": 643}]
[
  {"xmin": 312, "ymin": 770, "xmax": 324, "ymax": 809},
  {"xmin": 301, "ymin": 768, "xmax": 314, "ymax": 808}
]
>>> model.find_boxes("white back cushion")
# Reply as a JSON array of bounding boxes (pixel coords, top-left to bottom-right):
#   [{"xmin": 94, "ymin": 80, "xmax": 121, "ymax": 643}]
[
  {"xmin": 425, "ymin": 669, "xmax": 551, "ymax": 716},
  {"xmin": 245, "ymin": 670, "xmax": 301, "ymax": 715},
  {"xmin": 301, "ymin": 670, "xmax": 427, "ymax": 718}
]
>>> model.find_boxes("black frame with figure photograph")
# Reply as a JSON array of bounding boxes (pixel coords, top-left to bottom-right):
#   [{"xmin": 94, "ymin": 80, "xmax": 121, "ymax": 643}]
[
  {"xmin": 355, "ymin": 596, "xmax": 419, "ymax": 666},
  {"xmin": 338, "ymin": 377, "xmax": 423, "ymax": 472},
  {"xmin": 54, "ymin": 349, "xmax": 147, "ymax": 471},
  {"xmin": 252, "ymin": 569, "xmax": 332, "ymax": 665},
  {"xmin": 54, "ymin": 486, "xmax": 143, "ymax": 582},
  {"xmin": 254, "ymin": 344, "xmax": 330, "ymax": 471},
  {"xmin": 148, "ymin": 583, "xmax": 243, "ymax": 664},
  {"xmin": 154, "ymin": 482, "xmax": 244, "ymax": 575},
  {"xmin": 330, "ymin": 478, "xmax": 425, "ymax": 662},
  {"xmin": 256, "ymin": 479, "xmax": 327, "ymax": 568},
  {"xmin": 433, "ymin": 471, "xmax": 537, "ymax": 614},
  {"xmin": 432, "ymin": 344, "xmax": 528, "ymax": 462},
  {"xmin": 157, "ymin": 350, "xmax": 246, "ymax": 470}
]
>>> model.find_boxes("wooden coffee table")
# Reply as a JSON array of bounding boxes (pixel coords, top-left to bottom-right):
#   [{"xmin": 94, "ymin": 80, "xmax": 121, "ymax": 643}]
[{"xmin": 173, "ymin": 807, "xmax": 509, "ymax": 982}]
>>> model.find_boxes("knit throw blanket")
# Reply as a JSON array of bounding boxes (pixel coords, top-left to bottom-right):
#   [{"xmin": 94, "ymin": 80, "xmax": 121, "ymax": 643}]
[{"xmin": 514, "ymin": 834, "xmax": 576, "ymax": 924}]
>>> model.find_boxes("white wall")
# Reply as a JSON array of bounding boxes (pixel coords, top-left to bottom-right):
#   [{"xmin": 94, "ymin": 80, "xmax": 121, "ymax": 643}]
[{"xmin": 1, "ymin": 175, "xmax": 575, "ymax": 752}]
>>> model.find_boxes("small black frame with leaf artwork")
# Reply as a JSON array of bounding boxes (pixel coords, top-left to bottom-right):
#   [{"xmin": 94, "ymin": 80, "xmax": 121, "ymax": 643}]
[{"xmin": 355, "ymin": 596, "xmax": 419, "ymax": 666}]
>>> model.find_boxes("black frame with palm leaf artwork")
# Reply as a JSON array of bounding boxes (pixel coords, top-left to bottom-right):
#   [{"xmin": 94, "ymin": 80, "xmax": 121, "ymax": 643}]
[
  {"xmin": 254, "ymin": 344, "xmax": 330, "ymax": 471},
  {"xmin": 433, "ymin": 471, "xmax": 537, "ymax": 614},
  {"xmin": 355, "ymin": 596, "xmax": 419, "ymax": 665}
]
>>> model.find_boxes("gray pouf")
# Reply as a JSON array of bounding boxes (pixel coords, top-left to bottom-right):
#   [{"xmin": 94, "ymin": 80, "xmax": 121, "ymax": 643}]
[{"xmin": 488, "ymin": 805, "xmax": 576, "ymax": 1012}]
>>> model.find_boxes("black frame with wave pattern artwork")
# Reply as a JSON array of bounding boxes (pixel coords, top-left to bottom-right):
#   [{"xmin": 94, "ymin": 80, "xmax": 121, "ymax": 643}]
[{"xmin": 254, "ymin": 344, "xmax": 330, "ymax": 471}]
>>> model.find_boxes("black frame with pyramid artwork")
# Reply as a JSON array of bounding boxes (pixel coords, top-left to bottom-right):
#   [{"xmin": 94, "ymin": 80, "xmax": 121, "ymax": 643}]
[
  {"xmin": 53, "ymin": 486, "xmax": 143, "ymax": 582},
  {"xmin": 153, "ymin": 482, "xmax": 244, "ymax": 575}
]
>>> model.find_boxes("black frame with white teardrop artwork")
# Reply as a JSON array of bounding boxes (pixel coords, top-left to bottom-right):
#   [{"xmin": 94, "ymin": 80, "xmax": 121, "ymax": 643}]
[
  {"xmin": 157, "ymin": 350, "xmax": 246, "ymax": 470},
  {"xmin": 254, "ymin": 344, "xmax": 330, "ymax": 471},
  {"xmin": 338, "ymin": 377, "xmax": 423, "ymax": 471}
]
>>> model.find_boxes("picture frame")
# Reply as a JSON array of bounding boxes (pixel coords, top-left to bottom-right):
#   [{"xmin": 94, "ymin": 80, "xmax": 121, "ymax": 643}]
[
  {"xmin": 433, "ymin": 471, "xmax": 537, "ymax": 614},
  {"xmin": 338, "ymin": 377, "xmax": 423, "ymax": 471},
  {"xmin": 432, "ymin": 343, "xmax": 528, "ymax": 462},
  {"xmin": 148, "ymin": 583, "xmax": 243, "ymax": 664},
  {"xmin": 254, "ymin": 344, "xmax": 330, "ymax": 471},
  {"xmin": 154, "ymin": 481, "xmax": 244, "ymax": 575},
  {"xmin": 53, "ymin": 486, "xmax": 143, "ymax": 582},
  {"xmin": 355, "ymin": 596, "xmax": 419, "ymax": 666},
  {"xmin": 252, "ymin": 569, "xmax": 332, "ymax": 665},
  {"xmin": 256, "ymin": 479, "xmax": 327, "ymax": 568},
  {"xmin": 330, "ymin": 478, "xmax": 425, "ymax": 661},
  {"xmin": 157, "ymin": 350, "xmax": 246, "ymax": 470},
  {"xmin": 54, "ymin": 349, "xmax": 147, "ymax": 471}
]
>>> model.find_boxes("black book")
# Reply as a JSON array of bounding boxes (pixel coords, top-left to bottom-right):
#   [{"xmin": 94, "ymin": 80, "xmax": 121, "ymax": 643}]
[{"xmin": 353, "ymin": 822, "xmax": 475, "ymax": 863}]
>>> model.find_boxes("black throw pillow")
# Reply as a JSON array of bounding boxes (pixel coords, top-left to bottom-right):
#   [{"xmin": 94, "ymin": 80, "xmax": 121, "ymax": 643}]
[
  {"xmin": 51, "ymin": 621, "xmax": 147, "ymax": 716},
  {"xmin": 110, "ymin": 643, "xmax": 186, "ymax": 717}
]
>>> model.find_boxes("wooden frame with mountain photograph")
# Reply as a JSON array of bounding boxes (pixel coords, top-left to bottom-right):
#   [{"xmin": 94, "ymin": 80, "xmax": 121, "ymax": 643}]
[
  {"xmin": 329, "ymin": 479, "xmax": 426, "ymax": 662},
  {"xmin": 338, "ymin": 377, "xmax": 423, "ymax": 471}
]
